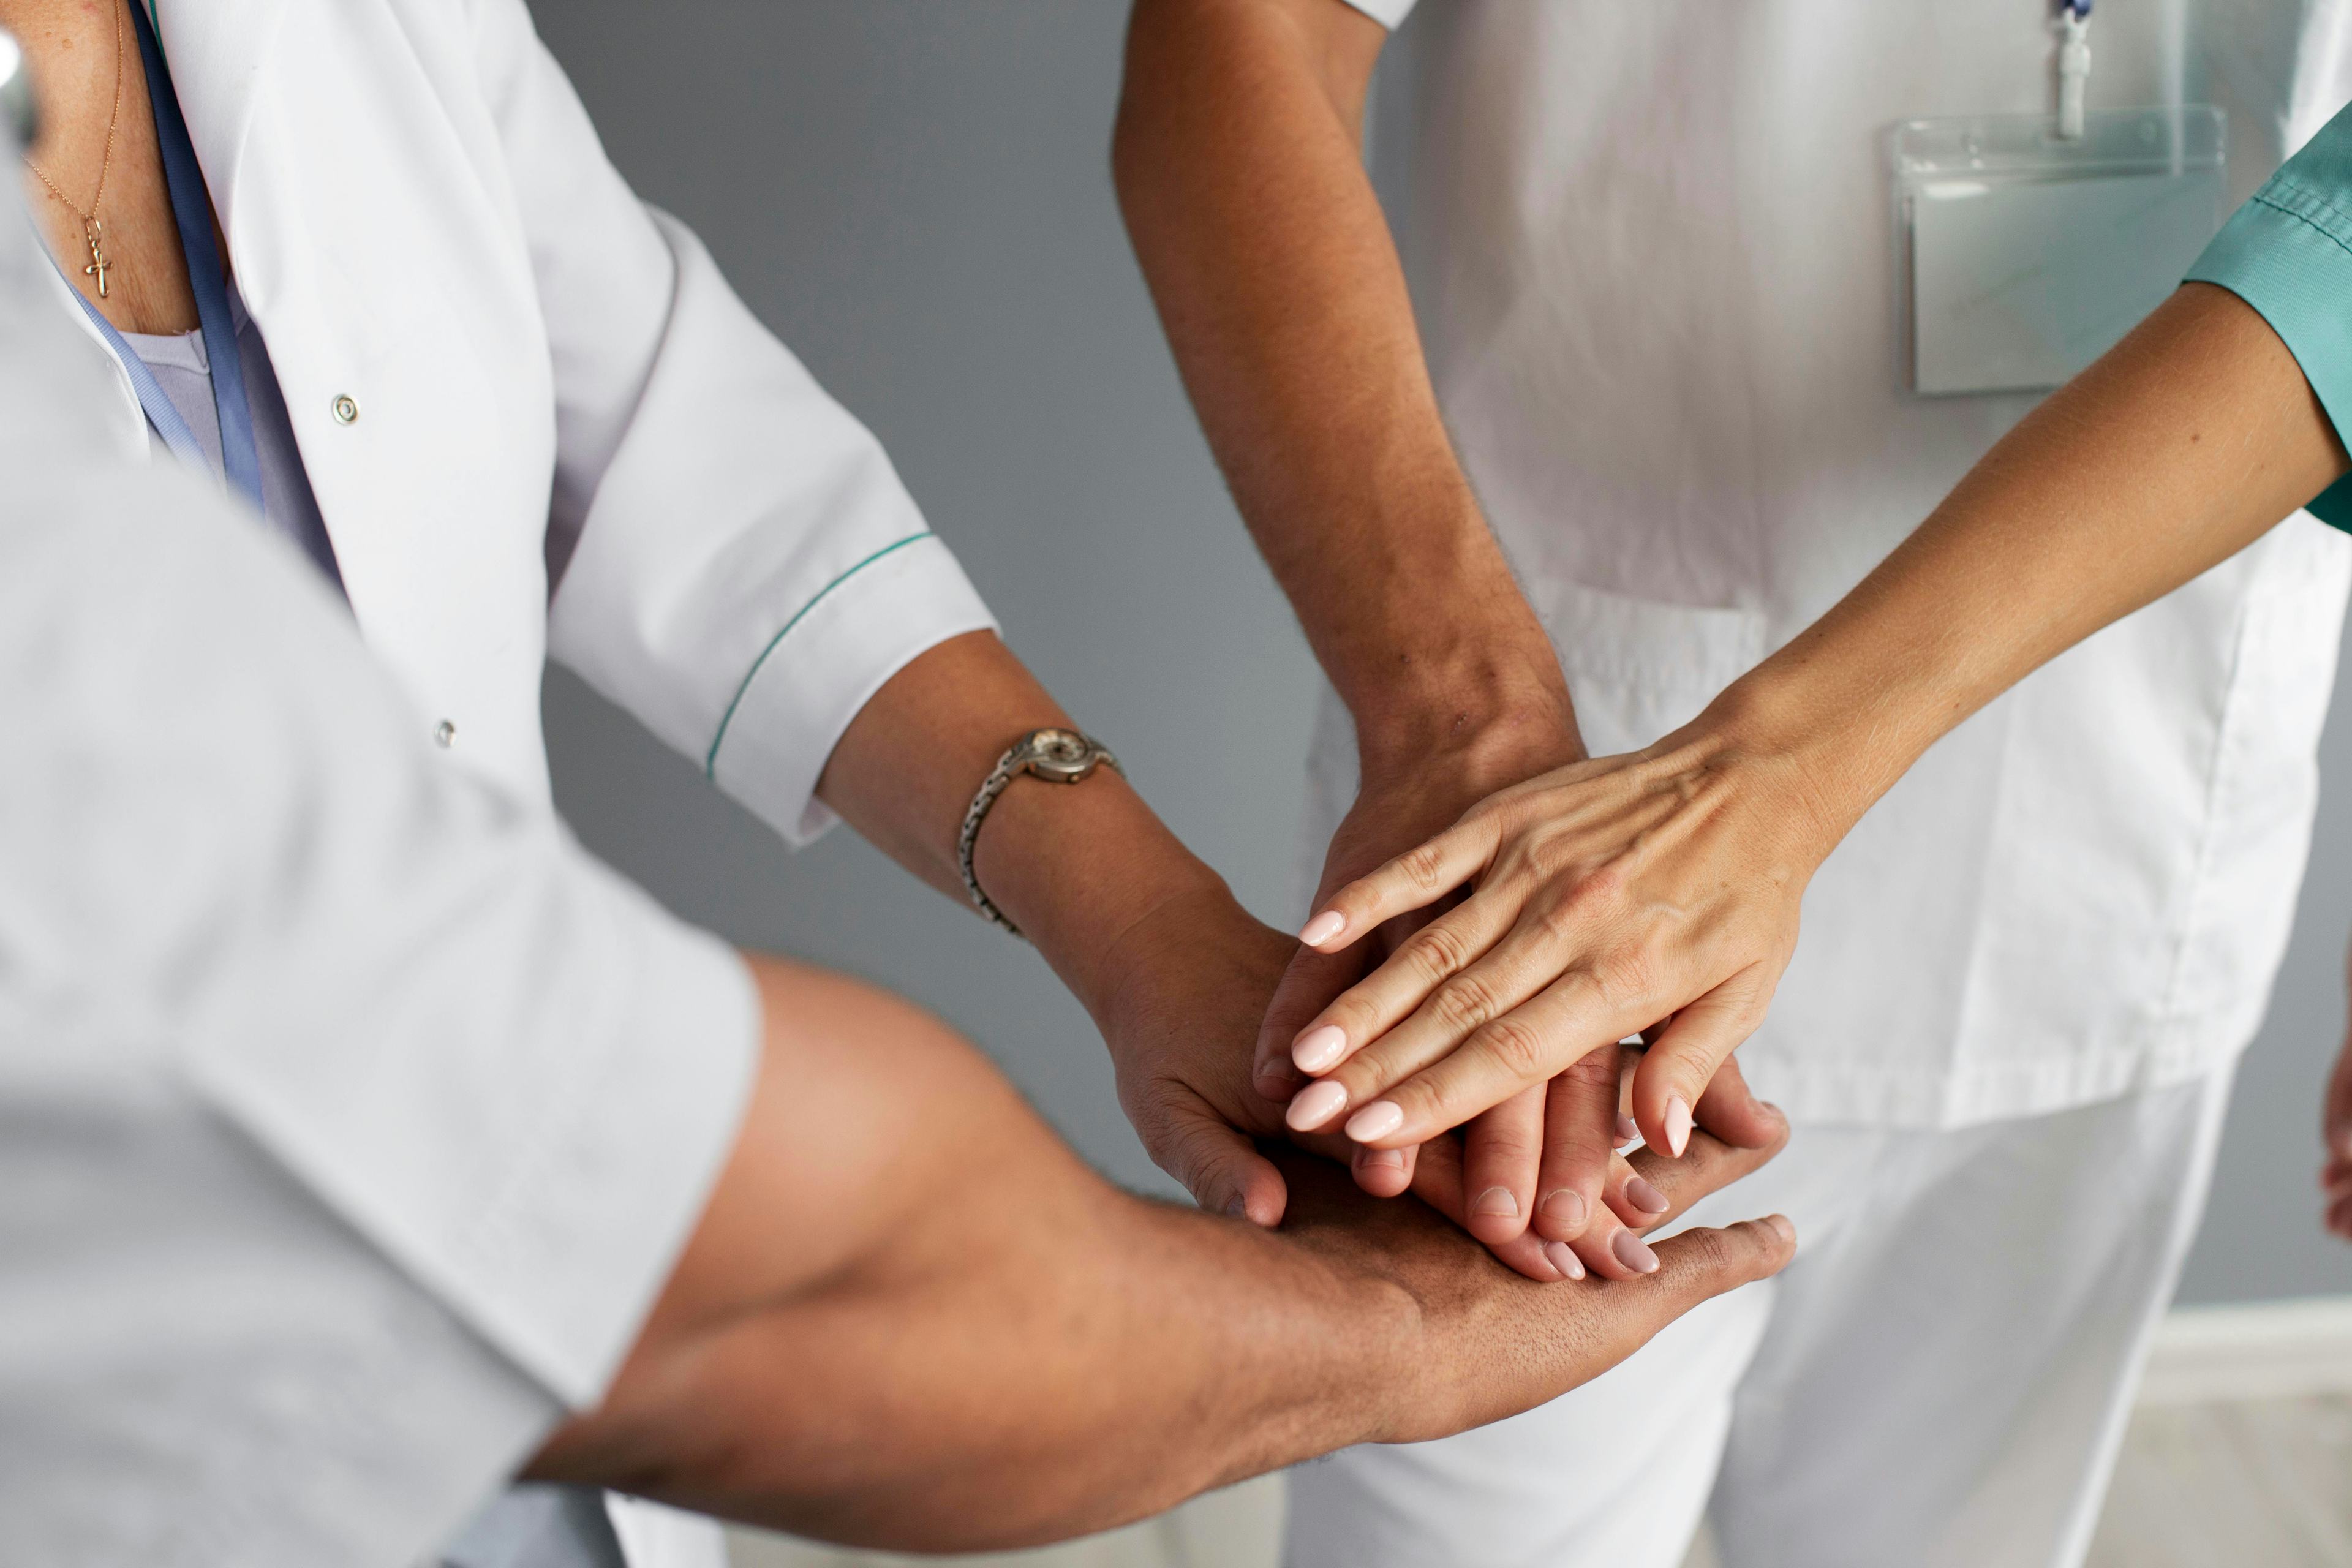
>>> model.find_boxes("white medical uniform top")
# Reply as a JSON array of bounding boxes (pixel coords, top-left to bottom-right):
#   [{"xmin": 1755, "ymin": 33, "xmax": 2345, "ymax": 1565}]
[
  {"xmin": 1321, "ymin": 0, "xmax": 2352, "ymax": 1126},
  {"xmin": 0, "ymin": 197, "xmax": 758, "ymax": 1566},
  {"xmin": 24, "ymin": 5, "xmax": 995, "ymax": 1561},
  {"xmin": 53, "ymin": 0, "xmax": 997, "ymax": 847}
]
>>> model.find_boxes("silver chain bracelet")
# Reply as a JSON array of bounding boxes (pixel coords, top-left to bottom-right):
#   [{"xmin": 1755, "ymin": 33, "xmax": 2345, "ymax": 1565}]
[{"xmin": 957, "ymin": 728, "xmax": 1121, "ymax": 938}]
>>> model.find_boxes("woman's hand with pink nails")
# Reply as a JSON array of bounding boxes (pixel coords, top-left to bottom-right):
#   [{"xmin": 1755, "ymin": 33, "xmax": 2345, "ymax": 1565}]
[
  {"xmin": 1251, "ymin": 719, "xmax": 1588, "ymax": 1259},
  {"xmin": 1283, "ymin": 714, "xmax": 1847, "ymax": 1160}
]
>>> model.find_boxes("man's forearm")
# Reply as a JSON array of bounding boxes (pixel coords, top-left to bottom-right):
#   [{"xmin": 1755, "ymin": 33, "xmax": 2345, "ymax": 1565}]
[
  {"xmin": 526, "ymin": 957, "xmax": 1413, "ymax": 1548},
  {"xmin": 1705, "ymin": 282, "xmax": 2350, "ymax": 836},
  {"xmin": 1113, "ymin": 0, "xmax": 1574, "ymax": 767},
  {"xmin": 526, "ymin": 957, "xmax": 1793, "ymax": 1550}
]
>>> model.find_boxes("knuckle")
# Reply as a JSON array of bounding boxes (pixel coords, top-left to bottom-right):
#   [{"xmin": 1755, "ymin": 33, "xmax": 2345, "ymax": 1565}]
[
  {"xmin": 1395, "ymin": 1072, "xmax": 1471, "ymax": 1131},
  {"xmin": 1469, "ymin": 1121, "xmax": 1539, "ymax": 1166},
  {"xmin": 1408, "ymin": 922, "xmax": 1472, "ymax": 984},
  {"xmin": 1324, "ymin": 1000, "xmax": 1384, "ymax": 1052},
  {"xmin": 1428, "ymin": 970, "xmax": 1501, "ymax": 1035},
  {"xmin": 1562, "ymin": 1047, "xmax": 1621, "ymax": 1090},
  {"xmin": 1676, "ymin": 1225, "xmax": 1735, "ymax": 1276},
  {"xmin": 1591, "ymin": 945, "xmax": 1664, "ymax": 1012},
  {"xmin": 1468, "ymin": 1015, "xmax": 1551, "ymax": 1081},
  {"xmin": 1396, "ymin": 840, "xmax": 1451, "ymax": 894}
]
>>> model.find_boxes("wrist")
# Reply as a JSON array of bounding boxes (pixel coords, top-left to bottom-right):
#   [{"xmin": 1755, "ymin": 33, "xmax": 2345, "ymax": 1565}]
[
  {"xmin": 1348, "ymin": 659, "xmax": 1583, "ymax": 790},
  {"xmin": 970, "ymin": 769, "xmax": 1229, "ymax": 1019},
  {"xmin": 1672, "ymin": 666, "xmax": 1898, "ymax": 866}
]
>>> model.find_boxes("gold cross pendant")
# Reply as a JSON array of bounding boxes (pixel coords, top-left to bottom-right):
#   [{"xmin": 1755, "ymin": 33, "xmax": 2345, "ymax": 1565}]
[{"xmin": 83, "ymin": 217, "xmax": 109, "ymax": 299}]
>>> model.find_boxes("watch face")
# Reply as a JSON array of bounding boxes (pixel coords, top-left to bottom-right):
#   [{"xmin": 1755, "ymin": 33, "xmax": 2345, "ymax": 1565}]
[{"xmin": 1023, "ymin": 728, "xmax": 1095, "ymax": 780}]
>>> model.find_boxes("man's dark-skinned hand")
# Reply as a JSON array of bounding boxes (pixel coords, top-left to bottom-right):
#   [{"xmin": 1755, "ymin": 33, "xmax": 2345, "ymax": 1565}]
[{"xmin": 526, "ymin": 955, "xmax": 1796, "ymax": 1551}]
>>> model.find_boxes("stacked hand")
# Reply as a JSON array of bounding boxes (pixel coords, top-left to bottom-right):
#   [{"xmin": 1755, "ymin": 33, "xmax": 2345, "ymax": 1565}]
[
  {"xmin": 1272, "ymin": 1128, "xmax": 1794, "ymax": 1444},
  {"xmin": 1096, "ymin": 717, "xmax": 1796, "ymax": 1281}
]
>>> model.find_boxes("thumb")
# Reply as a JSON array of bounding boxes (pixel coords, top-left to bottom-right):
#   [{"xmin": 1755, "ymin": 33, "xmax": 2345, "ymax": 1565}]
[
  {"xmin": 1255, "ymin": 941, "xmax": 1368, "ymax": 1102},
  {"xmin": 1589, "ymin": 1215, "xmax": 1795, "ymax": 1351},
  {"xmin": 1440, "ymin": 1213, "xmax": 1796, "ymax": 1436},
  {"xmin": 1629, "ymin": 967, "xmax": 1773, "ymax": 1156},
  {"xmin": 1691, "ymin": 1053, "xmax": 1782, "ymax": 1152},
  {"xmin": 1153, "ymin": 1094, "xmax": 1290, "ymax": 1227}
]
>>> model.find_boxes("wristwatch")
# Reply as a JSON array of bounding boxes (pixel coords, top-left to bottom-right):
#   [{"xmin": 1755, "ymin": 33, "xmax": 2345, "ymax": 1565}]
[{"xmin": 958, "ymin": 727, "xmax": 1121, "ymax": 937}]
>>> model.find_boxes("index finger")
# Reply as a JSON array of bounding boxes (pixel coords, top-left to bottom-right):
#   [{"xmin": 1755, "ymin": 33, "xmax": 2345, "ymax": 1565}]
[{"xmin": 1298, "ymin": 813, "xmax": 1503, "ymax": 954}]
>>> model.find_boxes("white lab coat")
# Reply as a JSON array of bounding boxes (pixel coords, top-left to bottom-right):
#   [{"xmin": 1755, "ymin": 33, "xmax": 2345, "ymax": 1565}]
[
  {"xmin": 1313, "ymin": 0, "xmax": 2352, "ymax": 1128},
  {"xmin": 56, "ymin": 0, "xmax": 995, "ymax": 844},
  {"xmin": 43, "ymin": 4, "xmax": 998, "ymax": 1564},
  {"xmin": 1287, "ymin": 4, "xmax": 2352, "ymax": 1561}
]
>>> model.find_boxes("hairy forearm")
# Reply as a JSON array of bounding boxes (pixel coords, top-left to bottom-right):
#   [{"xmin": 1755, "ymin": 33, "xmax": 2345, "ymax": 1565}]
[
  {"xmin": 1705, "ymin": 282, "xmax": 2350, "ymax": 834},
  {"xmin": 529, "ymin": 957, "xmax": 1405, "ymax": 1548},
  {"xmin": 617, "ymin": 1200, "xmax": 1396, "ymax": 1549},
  {"xmin": 815, "ymin": 630, "xmax": 1228, "ymax": 1017},
  {"xmin": 1114, "ymin": 0, "xmax": 1574, "ymax": 766}
]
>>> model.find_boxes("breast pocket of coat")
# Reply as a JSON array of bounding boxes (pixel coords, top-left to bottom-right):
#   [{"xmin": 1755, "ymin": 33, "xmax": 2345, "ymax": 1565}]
[{"xmin": 1530, "ymin": 578, "xmax": 1770, "ymax": 756}]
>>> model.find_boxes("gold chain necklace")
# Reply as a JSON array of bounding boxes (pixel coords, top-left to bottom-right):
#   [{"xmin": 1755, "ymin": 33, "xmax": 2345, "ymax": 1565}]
[{"xmin": 21, "ymin": 0, "xmax": 126, "ymax": 298}]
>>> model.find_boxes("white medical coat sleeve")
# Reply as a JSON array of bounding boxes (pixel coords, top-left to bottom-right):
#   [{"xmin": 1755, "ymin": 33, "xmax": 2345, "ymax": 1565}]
[
  {"xmin": 473, "ymin": 0, "xmax": 998, "ymax": 848},
  {"xmin": 0, "ymin": 451, "xmax": 759, "ymax": 1415}
]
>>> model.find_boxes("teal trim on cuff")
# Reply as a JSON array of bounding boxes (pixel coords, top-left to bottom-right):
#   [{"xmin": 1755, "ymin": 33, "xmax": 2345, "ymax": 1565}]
[
  {"xmin": 703, "ymin": 531, "xmax": 936, "ymax": 777},
  {"xmin": 2187, "ymin": 191, "xmax": 2352, "ymax": 534}
]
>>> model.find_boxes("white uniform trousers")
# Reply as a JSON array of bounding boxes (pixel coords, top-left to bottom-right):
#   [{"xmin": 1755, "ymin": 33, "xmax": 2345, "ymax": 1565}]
[{"xmin": 1284, "ymin": 1063, "xmax": 2236, "ymax": 1568}]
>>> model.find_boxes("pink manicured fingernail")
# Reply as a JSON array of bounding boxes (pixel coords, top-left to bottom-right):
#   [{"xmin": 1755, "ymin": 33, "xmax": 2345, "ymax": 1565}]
[
  {"xmin": 1287, "ymin": 1079, "xmax": 1349, "ymax": 1131},
  {"xmin": 1357, "ymin": 1146, "xmax": 1406, "ymax": 1172},
  {"xmin": 1616, "ymin": 1113, "xmax": 1640, "ymax": 1145},
  {"xmin": 1544, "ymin": 1241, "xmax": 1586, "ymax": 1281},
  {"xmin": 1665, "ymin": 1096, "xmax": 1693, "ymax": 1158},
  {"xmin": 1540, "ymin": 1189, "xmax": 1589, "ymax": 1232},
  {"xmin": 1293, "ymin": 1025, "xmax": 1348, "ymax": 1073},
  {"xmin": 1611, "ymin": 1231, "xmax": 1660, "ymax": 1274},
  {"xmin": 1472, "ymin": 1186, "xmax": 1520, "ymax": 1218},
  {"xmin": 1299, "ymin": 910, "xmax": 1348, "ymax": 948},
  {"xmin": 1626, "ymin": 1176, "xmax": 1670, "ymax": 1216},
  {"xmin": 1346, "ymin": 1100, "xmax": 1405, "ymax": 1142}
]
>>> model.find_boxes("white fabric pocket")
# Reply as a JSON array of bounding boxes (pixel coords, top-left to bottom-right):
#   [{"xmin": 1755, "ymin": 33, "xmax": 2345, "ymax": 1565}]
[{"xmin": 1529, "ymin": 578, "xmax": 1769, "ymax": 756}]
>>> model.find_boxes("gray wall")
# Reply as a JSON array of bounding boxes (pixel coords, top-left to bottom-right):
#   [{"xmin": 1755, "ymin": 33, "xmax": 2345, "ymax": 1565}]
[{"xmin": 532, "ymin": 0, "xmax": 2352, "ymax": 1307}]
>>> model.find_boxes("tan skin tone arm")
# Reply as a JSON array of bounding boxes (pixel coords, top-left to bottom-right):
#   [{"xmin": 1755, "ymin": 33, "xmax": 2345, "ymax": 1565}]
[
  {"xmin": 814, "ymin": 627, "xmax": 1777, "ymax": 1287},
  {"xmin": 524, "ymin": 954, "xmax": 1795, "ymax": 1551},
  {"xmin": 1278, "ymin": 283, "xmax": 2351, "ymax": 1155},
  {"xmin": 1114, "ymin": 0, "xmax": 1653, "ymax": 1264}
]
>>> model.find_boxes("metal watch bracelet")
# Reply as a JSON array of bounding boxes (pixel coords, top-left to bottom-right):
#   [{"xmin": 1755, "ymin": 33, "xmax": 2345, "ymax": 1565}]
[{"xmin": 957, "ymin": 728, "xmax": 1121, "ymax": 938}]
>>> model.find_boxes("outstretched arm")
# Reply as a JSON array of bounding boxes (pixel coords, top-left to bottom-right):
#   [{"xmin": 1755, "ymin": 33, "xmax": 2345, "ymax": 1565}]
[
  {"xmin": 1278, "ymin": 278, "xmax": 2348, "ymax": 1156},
  {"xmin": 525, "ymin": 954, "xmax": 1794, "ymax": 1551},
  {"xmin": 1112, "ymin": 0, "xmax": 1608, "ymax": 1250}
]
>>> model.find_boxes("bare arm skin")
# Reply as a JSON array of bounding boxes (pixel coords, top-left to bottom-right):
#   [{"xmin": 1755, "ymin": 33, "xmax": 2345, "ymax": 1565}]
[
  {"xmin": 526, "ymin": 956, "xmax": 1795, "ymax": 1551},
  {"xmin": 1114, "ymin": 0, "xmax": 1630, "ymax": 1253},
  {"xmin": 813, "ymin": 613, "xmax": 1789, "ymax": 1287},
  {"xmin": 1278, "ymin": 282, "xmax": 2350, "ymax": 1155}
]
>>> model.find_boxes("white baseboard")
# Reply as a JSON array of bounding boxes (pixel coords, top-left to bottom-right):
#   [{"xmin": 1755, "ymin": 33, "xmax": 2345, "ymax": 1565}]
[{"xmin": 2136, "ymin": 1295, "xmax": 2352, "ymax": 1406}]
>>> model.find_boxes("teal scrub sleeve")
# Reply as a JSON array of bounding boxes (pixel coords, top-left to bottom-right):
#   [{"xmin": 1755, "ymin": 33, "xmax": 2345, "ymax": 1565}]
[{"xmin": 2185, "ymin": 102, "xmax": 2352, "ymax": 532}]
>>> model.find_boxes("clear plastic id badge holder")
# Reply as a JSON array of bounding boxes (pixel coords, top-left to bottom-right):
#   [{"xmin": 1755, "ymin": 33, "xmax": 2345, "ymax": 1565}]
[{"xmin": 1892, "ymin": 105, "xmax": 2224, "ymax": 396}]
